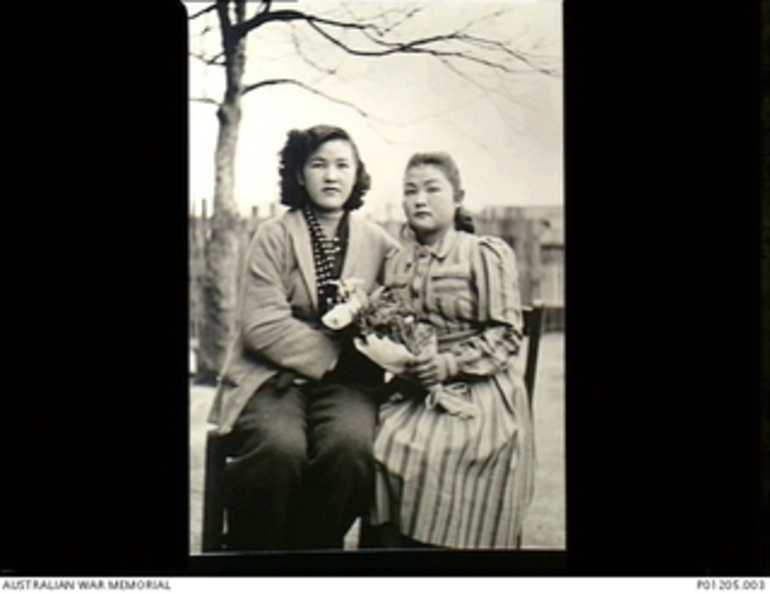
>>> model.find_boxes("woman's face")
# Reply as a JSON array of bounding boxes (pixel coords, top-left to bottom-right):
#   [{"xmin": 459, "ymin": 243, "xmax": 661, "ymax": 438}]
[
  {"xmin": 403, "ymin": 164, "xmax": 458, "ymax": 238},
  {"xmin": 300, "ymin": 139, "xmax": 357, "ymax": 212}
]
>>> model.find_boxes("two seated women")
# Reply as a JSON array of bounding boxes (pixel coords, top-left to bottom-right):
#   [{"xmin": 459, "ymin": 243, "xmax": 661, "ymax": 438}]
[{"xmin": 208, "ymin": 124, "xmax": 535, "ymax": 551}]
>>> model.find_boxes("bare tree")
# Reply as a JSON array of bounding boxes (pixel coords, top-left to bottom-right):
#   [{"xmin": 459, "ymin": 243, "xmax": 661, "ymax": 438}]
[{"xmin": 188, "ymin": 0, "xmax": 561, "ymax": 383}]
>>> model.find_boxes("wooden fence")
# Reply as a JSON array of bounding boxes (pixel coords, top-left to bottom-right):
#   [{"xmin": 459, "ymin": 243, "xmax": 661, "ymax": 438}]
[{"xmin": 189, "ymin": 201, "xmax": 565, "ymax": 339}]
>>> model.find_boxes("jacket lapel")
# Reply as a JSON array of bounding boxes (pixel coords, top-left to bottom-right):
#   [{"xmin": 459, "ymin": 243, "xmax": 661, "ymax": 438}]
[
  {"xmin": 285, "ymin": 210, "xmax": 318, "ymax": 312},
  {"xmin": 340, "ymin": 212, "xmax": 360, "ymax": 280}
]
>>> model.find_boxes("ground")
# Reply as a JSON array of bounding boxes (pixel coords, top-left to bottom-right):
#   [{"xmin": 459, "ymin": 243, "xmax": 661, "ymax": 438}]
[{"xmin": 189, "ymin": 332, "xmax": 565, "ymax": 553}]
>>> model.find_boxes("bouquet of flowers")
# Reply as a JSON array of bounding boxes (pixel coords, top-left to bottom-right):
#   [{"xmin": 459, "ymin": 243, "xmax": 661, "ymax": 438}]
[
  {"xmin": 353, "ymin": 286, "xmax": 435, "ymax": 375},
  {"xmin": 320, "ymin": 278, "xmax": 368, "ymax": 332},
  {"xmin": 322, "ymin": 283, "xmax": 477, "ymax": 419}
]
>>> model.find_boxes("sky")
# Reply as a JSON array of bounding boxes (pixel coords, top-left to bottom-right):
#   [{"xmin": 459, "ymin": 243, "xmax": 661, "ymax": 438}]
[{"xmin": 186, "ymin": 0, "xmax": 563, "ymax": 222}]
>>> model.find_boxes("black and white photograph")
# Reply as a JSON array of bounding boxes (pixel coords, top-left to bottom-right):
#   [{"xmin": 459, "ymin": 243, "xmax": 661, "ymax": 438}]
[
  {"xmin": 5, "ymin": 0, "xmax": 765, "ymax": 583},
  {"xmin": 186, "ymin": 0, "xmax": 564, "ymax": 556}
]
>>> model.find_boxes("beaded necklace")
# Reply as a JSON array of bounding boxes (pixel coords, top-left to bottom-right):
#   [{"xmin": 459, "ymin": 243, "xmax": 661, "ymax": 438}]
[{"xmin": 302, "ymin": 204, "xmax": 349, "ymax": 315}]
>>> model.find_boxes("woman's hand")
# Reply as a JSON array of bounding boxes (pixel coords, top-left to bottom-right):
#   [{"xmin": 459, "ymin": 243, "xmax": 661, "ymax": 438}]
[
  {"xmin": 407, "ymin": 351, "xmax": 454, "ymax": 388},
  {"xmin": 353, "ymin": 335, "xmax": 414, "ymax": 375}
]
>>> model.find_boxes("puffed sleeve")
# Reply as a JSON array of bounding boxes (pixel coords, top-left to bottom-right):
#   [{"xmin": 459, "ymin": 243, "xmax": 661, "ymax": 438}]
[
  {"xmin": 441, "ymin": 236, "xmax": 523, "ymax": 379},
  {"xmin": 375, "ymin": 223, "xmax": 402, "ymax": 286},
  {"xmin": 239, "ymin": 220, "xmax": 341, "ymax": 380}
]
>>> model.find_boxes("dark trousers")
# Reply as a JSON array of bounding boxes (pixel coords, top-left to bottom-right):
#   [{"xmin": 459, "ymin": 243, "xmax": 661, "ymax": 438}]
[{"xmin": 222, "ymin": 374, "xmax": 379, "ymax": 551}]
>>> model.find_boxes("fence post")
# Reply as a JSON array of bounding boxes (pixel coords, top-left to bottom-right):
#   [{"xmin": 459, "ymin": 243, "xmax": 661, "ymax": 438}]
[
  {"xmin": 527, "ymin": 218, "xmax": 543, "ymax": 304},
  {"xmin": 189, "ymin": 206, "xmax": 196, "ymax": 340},
  {"xmin": 201, "ymin": 199, "xmax": 208, "ymax": 240},
  {"xmin": 249, "ymin": 206, "xmax": 259, "ymax": 238}
]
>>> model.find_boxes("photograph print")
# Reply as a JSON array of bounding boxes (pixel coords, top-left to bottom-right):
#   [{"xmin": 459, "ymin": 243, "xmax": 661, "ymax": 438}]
[{"xmin": 186, "ymin": 0, "xmax": 565, "ymax": 556}]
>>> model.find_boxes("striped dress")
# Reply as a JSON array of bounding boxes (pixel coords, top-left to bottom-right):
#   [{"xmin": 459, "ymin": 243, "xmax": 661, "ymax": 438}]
[{"xmin": 370, "ymin": 227, "xmax": 536, "ymax": 549}]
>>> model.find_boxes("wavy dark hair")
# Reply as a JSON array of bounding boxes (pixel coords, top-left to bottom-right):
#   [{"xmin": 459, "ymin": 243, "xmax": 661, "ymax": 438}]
[
  {"xmin": 405, "ymin": 152, "xmax": 475, "ymax": 233},
  {"xmin": 277, "ymin": 125, "xmax": 371, "ymax": 211}
]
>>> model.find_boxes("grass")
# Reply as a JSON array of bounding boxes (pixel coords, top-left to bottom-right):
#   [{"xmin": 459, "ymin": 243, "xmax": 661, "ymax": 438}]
[{"xmin": 188, "ymin": 332, "xmax": 565, "ymax": 553}]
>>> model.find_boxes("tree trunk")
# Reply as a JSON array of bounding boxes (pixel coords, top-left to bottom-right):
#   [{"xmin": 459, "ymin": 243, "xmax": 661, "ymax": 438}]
[
  {"xmin": 196, "ymin": 1, "xmax": 248, "ymax": 384},
  {"xmin": 198, "ymin": 99, "xmax": 243, "ymax": 382}
]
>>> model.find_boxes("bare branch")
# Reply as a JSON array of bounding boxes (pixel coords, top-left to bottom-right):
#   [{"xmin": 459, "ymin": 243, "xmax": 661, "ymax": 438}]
[
  {"xmin": 235, "ymin": 0, "xmax": 246, "ymax": 24},
  {"xmin": 456, "ymin": 33, "xmax": 561, "ymax": 77},
  {"xmin": 234, "ymin": 9, "xmax": 378, "ymax": 38},
  {"xmin": 291, "ymin": 26, "xmax": 338, "ymax": 77},
  {"xmin": 286, "ymin": 12, "xmax": 380, "ymax": 33},
  {"xmin": 438, "ymin": 57, "xmax": 525, "ymax": 134},
  {"xmin": 188, "ymin": 4, "xmax": 216, "ymax": 20},
  {"xmin": 458, "ymin": 7, "xmax": 510, "ymax": 34},
  {"xmin": 190, "ymin": 97, "xmax": 219, "ymax": 105},
  {"xmin": 442, "ymin": 116, "xmax": 501, "ymax": 164},
  {"xmin": 189, "ymin": 51, "xmax": 226, "ymax": 67},
  {"xmin": 241, "ymin": 78, "xmax": 404, "ymax": 126},
  {"xmin": 247, "ymin": 70, "xmax": 403, "ymax": 147},
  {"xmin": 337, "ymin": 3, "xmax": 426, "ymax": 37},
  {"xmin": 216, "ymin": 2, "xmax": 248, "ymax": 97},
  {"xmin": 233, "ymin": 1, "xmax": 248, "ymax": 88},
  {"xmin": 311, "ymin": 21, "xmax": 551, "ymax": 81},
  {"xmin": 307, "ymin": 20, "xmax": 459, "ymax": 58},
  {"xmin": 229, "ymin": 0, "xmax": 560, "ymax": 85},
  {"xmin": 432, "ymin": 47, "xmax": 555, "ymax": 77},
  {"xmin": 216, "ymin": 3, "xmax": 232, "ymax": 33},
  {"xmin": 380, "ymin": 5, "xmax": 426, "ymax": 35}
]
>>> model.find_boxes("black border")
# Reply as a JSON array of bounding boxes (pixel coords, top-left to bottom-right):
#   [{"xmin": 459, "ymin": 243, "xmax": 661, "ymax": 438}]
[{"xmin": 9, "ymin": 0, "xmax": 764, "ymax": 577}]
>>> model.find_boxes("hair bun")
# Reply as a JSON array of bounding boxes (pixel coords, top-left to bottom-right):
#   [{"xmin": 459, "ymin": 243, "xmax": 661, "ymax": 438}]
[{"xmin": 454, "ymin": 206, "xmax": 475, "ymax": 234}]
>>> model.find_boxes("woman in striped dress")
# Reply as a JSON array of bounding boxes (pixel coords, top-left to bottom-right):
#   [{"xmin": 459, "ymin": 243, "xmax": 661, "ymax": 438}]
[{"xmin": 366, "ymin": 152, "xmax": 536, "ymax": 549}]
